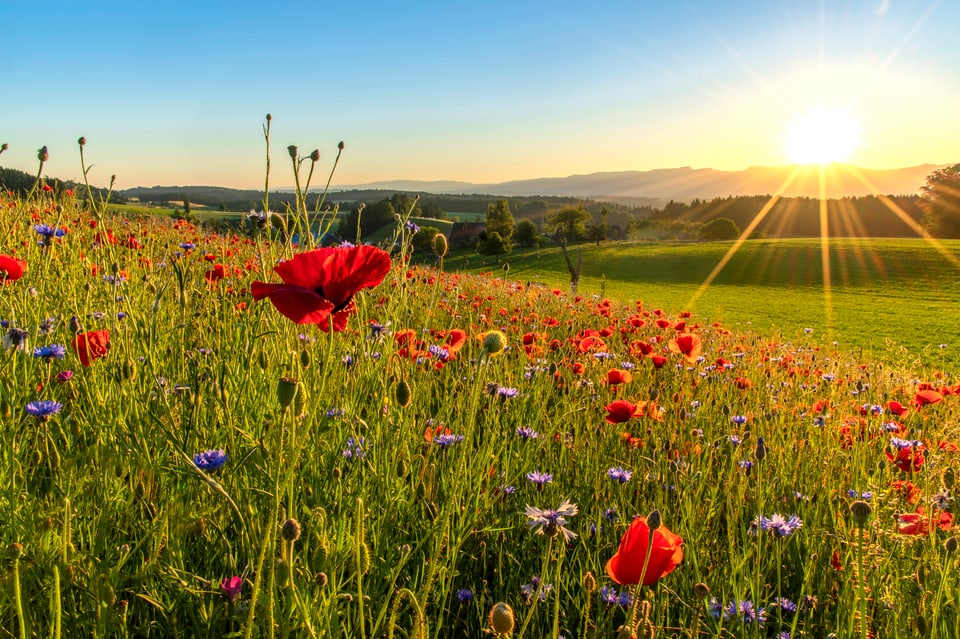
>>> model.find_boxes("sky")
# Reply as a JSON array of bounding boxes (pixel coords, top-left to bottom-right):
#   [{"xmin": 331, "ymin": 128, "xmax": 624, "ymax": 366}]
[{"xmin": 2, "ymin": 0, "xmax": 958, "ymax": 189}]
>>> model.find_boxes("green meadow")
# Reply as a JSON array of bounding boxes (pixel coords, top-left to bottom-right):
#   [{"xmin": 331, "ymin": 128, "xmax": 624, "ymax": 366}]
[{"xmin": 445, "ymin": 238, "xmax": 960, "ymax": 369}]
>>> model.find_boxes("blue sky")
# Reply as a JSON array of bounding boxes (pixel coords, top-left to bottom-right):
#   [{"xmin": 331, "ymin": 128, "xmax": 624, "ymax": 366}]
[{"xmin": 2, "ymin": 1, "xmax": 957, "ymax": 188}]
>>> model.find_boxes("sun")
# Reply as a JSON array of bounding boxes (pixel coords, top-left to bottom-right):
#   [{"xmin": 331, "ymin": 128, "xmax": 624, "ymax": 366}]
[{"xmin": 784, "ymin": 105, "xmax": 860, "ymax": 165}]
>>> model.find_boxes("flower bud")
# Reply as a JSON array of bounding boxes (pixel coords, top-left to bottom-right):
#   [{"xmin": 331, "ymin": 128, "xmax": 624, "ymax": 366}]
[
  {"xmin": 0, "ymin": 143, "xmax": 8, "ymax": 153},
  {"xmin": 337, "ymin": 141, "xmax": 345, "ymax": 151},
  {"xmin": 481, "ymin": 330, "xmax": 507, "ymax": 355},
  {"xmin": 309, "ymin": 149, "xmax": 320, "ymax": 162},
  {"xmin": 693, "ymin": 582, "xmax": 710, "ymax": 600},
  {"xmin": 281, "ymin": 518, "xmax": 301, "ymax": 542},
  {"xmin": 755, "ymin": 435, "xmax": 767, "ymax": 461},
  {"xmin": 488, "ymin": 602, "xmax": 515, "ymax": 636},
  {"xmin": 395, "ymin": 379, "xmax": 412, "ymax": 408},
  {"xmin": 287, "ymin": 145, "xmax": 298, "ymax": 159},
  {"xmin": 276, "ymin": 377, "xmax": 300, "ymax": 410},
  {"xmin": 78, "ymin": 136, "xmax": 87, "ymax": 146},
  {"xmin": 37, "ymin": 146, "xmax": 49, "ymax": 162},
  {"xmin": 432, "ymin": 233, "xmax": 448, "ymax": 258},
  {"xmin": 266, "ymin": 113, "xmax": 272, "ymax": 122},
  {"xmin": 849, "ymin": 500, "xmax": 872, "ymax": 526},
  {"xmin": 646, "ymin": 509, "xmax": 662, "ymax": 531},
  {"xmin": 944, "ymin": 468, "xmax": 955, "ymax": 490},
  {"xmin": 582, "ymin": 571, "xmax": 597, "ymax": 593},
  {"xmin": 945, "ymin": 537, "xmax": 958, "ymax": 553}
]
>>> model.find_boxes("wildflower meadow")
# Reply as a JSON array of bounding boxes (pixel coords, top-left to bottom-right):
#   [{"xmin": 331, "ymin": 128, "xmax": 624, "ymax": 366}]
[{"xmin": 1, "ymin": 131, "xmax": 959, "ymax": 639}]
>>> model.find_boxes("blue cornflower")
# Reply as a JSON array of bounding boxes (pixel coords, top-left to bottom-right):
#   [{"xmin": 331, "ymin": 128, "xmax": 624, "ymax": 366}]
[
  {"xmin": 489, "ymin": 384, "xmax": 519, "ymax": 399},
  {"xmin": 602, "ymin": 507, "xmax": 618, "ymax": 520},
  {"xmin": 405, "ymin": 220, "xmax": 420, "ymax": 233},
  {"xmin": 729, "ymin": 434, "xmax": 743, "ymax": 446},
  {"xmin": 516, "ymin": 426, "xmax": 540, "ymax": 441},
  {"xmin": 890, "ymin": 436, "xmax": 923, "ymax": 450},
  {"xmin": 33, "ymin": 344, "xmax": 66, "ymax": 361},
  {"xmin": 526, "ymin": 470, "xmax": 553, "ymax": 487},
  {"xmin": 33, "ymin": 224, "xmax": 67, "ymax": 240},
  {"xmin": 731, "ymin": 415, "xmax": 748, "ymax": 424},
  {"xmin": 342, "ymin": 437, "xmax": 367, "ymax": 460},
  {"xmin": 520, "ymin": 576, "xmax": 553, "ymax": 603},
  {"xmin": 847, "ymin": 489, "xmax": 873, "ymax": 501},
  {"xmin": 722, "ymin": 599, "xmax": 766, "ymax": 624},
  {"xmin": 25, "ymin": 399, "xmax": 62, "ymax": 421},
  {"xmin": 750, "ymin": 513, "xmax": 803, "ymax": 538},
  {"xmin": 455, "ymin": 588, "xmax": 473, "ymax": 603},
  {"xmin": 3, "ymin": 327, "xmax": 29, "ymax": 352},
  {"xmin": 427, "ymin": 344, "xmax": 450, "ymax": 361},
  {"xmin": 525, "ymin": 499, "xmax": 578, "ymax": 541},
  {"xmin": 179, "ymin": 242, "xmax": 195, "ymax": 250},
  {"xmin": 433, "ymin": 433, "xmax": 464, "ymax": 448},
  {"xmin": 772, "ymin": 597, "xmax": 797, "ymax": 614},
  {"xmin": 599, "ymin": 586, "xmax": 632, "ymax": 607},
  {"xmin": 337, "ymin": 240, "xmax": 356, "ymax": 248},
  {"xmin": 606, "ymin": 467, "xmax": 632, "ymax": 483},
  {"xmin": 193, "ymin": 449, "xmax": 228, "ymax": 472},
  {"xmin": 738, "ymin": 460, "xmax": 754, "ymax": 471},
  {"xmin": 368, "ymin": 321, "xmax": 390, "ymax": 340}
]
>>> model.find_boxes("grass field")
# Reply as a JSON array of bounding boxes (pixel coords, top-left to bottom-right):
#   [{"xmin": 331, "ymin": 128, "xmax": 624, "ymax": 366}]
[{"xmin": 443, "ymin": 238, "xmax": 960, "ymax": 369}]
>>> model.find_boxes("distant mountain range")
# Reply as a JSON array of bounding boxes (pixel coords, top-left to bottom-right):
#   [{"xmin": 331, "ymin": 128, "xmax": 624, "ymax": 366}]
[{"xmin": 331, "ymin": 163, "xmax": 939, "ymax": 204}]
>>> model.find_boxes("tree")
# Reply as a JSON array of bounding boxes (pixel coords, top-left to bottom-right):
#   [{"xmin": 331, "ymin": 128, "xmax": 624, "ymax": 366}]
[
  {"xmin": 549, "ymin": 206, "xmax": 588, "ymax": 242},
  {"xmin": 698, "ymin": 217, "xmax": 741, "ymax": 241},
  {"xmin": 477, "ymin": 231, "xmax": 512, "ymax": 263},
  {"xmin": 485, "ymin": 199, "xmax": 514, "ymax": 240},
  {"xmin": 420, "ymin": 201, "xmax": 448, "ymax": 220},
  {"xmin": 585, "ymin": 207, "xmax": 609, "ymax": 246},
  {"xmin": 919, "ymin": 164, "xmax": 960, "ymax": 238},
  {"xmin": 513, "ymin": 219, "xmax": 540, "ymax": 247}
]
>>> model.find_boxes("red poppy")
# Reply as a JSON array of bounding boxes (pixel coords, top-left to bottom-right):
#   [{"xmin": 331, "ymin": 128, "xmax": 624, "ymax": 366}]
[
  {"xmin": 605, "ymin": 369, "xmax": 633, "ymax": 386},
  {"xmin": 650, "ymin": 355, "xmax": 668, "ymax": 369},
  {"xmin": 606, "ymin": 516, "xmax": 684, "ymax": 586},
  {"xmin": 73, "ymin": 330, "xmax": 111, "ymax": 366},
  {"xmin": 886, "ymin": 400, "xmax": 909, "ymax": 417},
  {"xmin": 669, "ymin": 332, "xmax": 702, "ymax": 363},
  {"xmin": 0, "ymin": 254, "xmax": 26, "ymax": 283},
  {"xmin": 250, "ymin": 246, "xmax": 391, "ymax": 330},
  {"xmin": 605, "ymin": 400, "xmax": 642, "ymax": 424},
  {"xmin": 897, "ymin": 509, "xmax": 953, "ymax": 535},
  {"xmin": 913, "ymin": 390, "xmax": 942, "ymax": 409},
  {"xmin": 886, "ymin": 445, "xmax": 925, "ymax": 473},
  {"xmin": 205, "ymin": 264, "xmax": 226, "ymax": 283}
]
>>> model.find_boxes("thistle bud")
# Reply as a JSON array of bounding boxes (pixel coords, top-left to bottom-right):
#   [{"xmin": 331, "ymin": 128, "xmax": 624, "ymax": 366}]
[
  {"xmin": 395, "ymin": 379, "xmax": 412, "ymax": 408},
  {"xmin": 38, "ymin": 146, "xmax": 49, "ymax": 162},
  {"xmin": 432, "ymin": 233, "xmax": 448, "ymax": 258},
  {"xmin": 309, "ymin": 149, "xmax": 320, "ymax": 162},
  {"xmin": 287, "ymin": 145, "xmax": 298, "ymax": 160},
  {"xmin": 488, "ymin": 602, "xmax": 515, "ymax": 636},
  {"xmin": 276, "ymin": 377, "xmax": 300, "ymax": 410},
  {"xmin": 646, "ymin": 509, "xmax": 662, "ymax": 531},
  {"xmin": 849, "ymin": 500, "xmax": 872, "ymax": 526},
  {"xmin": 481, "ymin": 330, "xmax": 507, "ymax": 355},
  {"xmin": 281, "ymin": 518, "xmax": 301, "ymax": 542},
  {"xmin": 78, "ymin": 136, "xmax": 87, "ymax": 146}
]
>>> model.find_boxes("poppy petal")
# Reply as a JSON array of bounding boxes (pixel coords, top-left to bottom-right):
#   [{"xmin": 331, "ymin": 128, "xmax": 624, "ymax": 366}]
[{"xmin": 251, "ymin": 282, "xmax": 336, "ymax": 325}]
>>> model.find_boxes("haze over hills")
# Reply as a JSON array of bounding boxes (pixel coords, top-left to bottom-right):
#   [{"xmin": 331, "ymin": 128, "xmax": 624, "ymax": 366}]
[{"xmin": 330, "ymin": 163, "xmax": 938, "ymax": 204}]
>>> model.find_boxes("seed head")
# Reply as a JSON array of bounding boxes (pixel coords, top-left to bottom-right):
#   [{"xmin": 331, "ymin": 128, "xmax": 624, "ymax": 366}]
[
  {"xmin": 276, "ymin": 377, "xmax": 300, "ymax": 410},
  {"xmin": 287, "ymin": 145, "xmax": 298, "ymax": 160},
  {"xmin": 481, "ymin": 330, "xmax": 508, "ymax": 355},
  {"xmin": 0, "ymin": 143, "xmax": 8, "ymax": 153},
  {"xmin": 432, "ymin": 233, "xmax": 448, "ymax": 258},
  {"xmin": 693, "ymin": 582, "xmax": 711, "ymax": 600}
]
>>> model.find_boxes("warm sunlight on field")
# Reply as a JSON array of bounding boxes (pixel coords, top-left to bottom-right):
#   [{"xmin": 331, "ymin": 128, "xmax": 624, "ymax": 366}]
[{"xmin": 784, "ymin": 105, "xmax": 861, "ymax": 165}]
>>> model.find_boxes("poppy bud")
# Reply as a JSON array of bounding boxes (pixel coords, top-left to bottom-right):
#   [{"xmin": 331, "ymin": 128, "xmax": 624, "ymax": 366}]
[
  {"xmin": 481, "ymin": 330, "xmax": 507, "ymax": 355},
  {"xmin": 309, "ymin": 149, "xmax": 320, "ymax": 162},
  {"xmin": 281, "ymin": 518, "xmax": 301, "ymax": 542},
  {"xmin": 8, "ymin": 542, "xmax": 22, "ymax": 558},
  {"xmin": 849, "ymin": 500, "xmax": 872, "ymax": 526},
  {"xmin": 0, "ymin": 143, "xmax": 8, "ymax": 153},
  {"xmin": 337, "ymin": 141, "xmax": 345, "ymax": 150},
  {"xmin": 488, "ymin": 602, "xmax": 515, "ymax": 636},
  {"xmin": 299, "ymin": 349, "xmax": 311, "ymax": 369},
  {"xmin": 693, "ymin": 582, "xmax": 710, "ymax": 600},
  {"xmin": 287, "ymin": 145, "xmax": 298, "ymax": 159},
  {"xmin": 266, "ymin": 113, "xmax": 272, "ymax": 121},
  {"xmin": 945, "ymin": 537, "xmax": 958, "ymax": 554},
  {"xmin": 294, "ymin": 384, "xmax": 307, "ymax": 416},
  {"xmin": 502, "ymin": 262, "xmax": 509, "ymax": 273},
  {"xmin": 315, "ymin": 571, "xmax": 328, "ymax": 587},
  {"xmin": 944, "ymin": 468, "xmax": 955, "ymax": 490},
  {"xmin": 78, "ymin": 136, "xmax": 86, "ymax": 146},
  {"xmin": 432, "ymin": 233, "xmax": 448, "ymax": 258},
  {"xmin": 646, "ymin": 509, "xmax": 662, "ymax": 531},
  {"xmin": 277, "ymin": 377, "xmax": 300, "ymax": 410},
  {"xmin": 395, "ymin": 379, "xmax": 412, "ymax": 407},
  {"xmin": 37, "ymin": 146, "xmax": 49, "ymax": 162}
]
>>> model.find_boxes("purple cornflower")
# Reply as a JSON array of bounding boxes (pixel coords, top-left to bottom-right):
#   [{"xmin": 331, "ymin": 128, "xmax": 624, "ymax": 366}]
[
  {"xmin": 738, "ymin": 460, "xmax": 754, "ymax": 471},
  {"xmin": 325, "ymin": 408, "xmax": 346, "ymax": 418},
  {"xmin": 427, "ymin": 344, "xmax": 450, "ymax": 361},
  {"xmin": 33, "ymin": 344, "xmax": 66, "ymax": 361},
  {"xmin": 606, "ymin": 467, "xmax": 632, "ymax": 483},
  {"xmin": 847, "ymin": 489, "xmax": 873, "ymax": 501},
  {"xmin": 179, "ymin": 242, "xmax": 195, "ymax": 250},
  {"xmin": 405, "ymin": 220, "xmax": 420, "ymax": 233},
  {"xmin": 520, "ymin": 576, "xmax": 553, "ymax": 603},
  {"xmin": 33, "ymin": 224, "xmax": 67, "ymax": 240},
  {"xmin": 728, "ymin": 434, "xmax": 743, "ymax": 446},
  {"xmin": 524, "ymin": 499, "xmax": 578, "ymax": 541},
  {"xmin": 368, "ymin": 321, "xmax": 390, "ymax": 340},
  {"xmin": 890, "ymin": 437, "xmax": 923, "ymax": 450},
  {"xmin": 722, "ymin": 599, "xmax": 766, "ymax": 624},
  {"xmin": 730, "ymin": 415, "xmax": 748, "ymax": 424},
  {"xmin": 25, "ymin": 399, "xmax": 62, "ymax": 421},
  {"xmin": 750, "ymin": 514, "xmax": 803, "ymax": 538},
  {"xmin": 526, "ymin": 470, "xmax": 553, "ymax": 487},
  {"xmin": 772, "ymin": 597, "xmax": 797, "ymax": 614},
  {"xmin": 2, "ymin": 327, "xmax": 29, "ymax": 352},
  {"xmin": 515, "ymin": 426, "xmax": 540, "ymax": 440},
  {"xmin": 455, "ymin": 588, "xmax": 473, "ymax": 603},
  {"xmin": 193, "ymin": 449, "xmax": 228, "ymax": 472},
  {"xmin": 56, "ymin": 370, "xmax": 74, "ymax": 383}
]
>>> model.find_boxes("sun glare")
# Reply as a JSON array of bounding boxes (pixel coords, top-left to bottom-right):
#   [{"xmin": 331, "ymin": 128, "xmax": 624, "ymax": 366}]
[{"xmin": 784, "ymin": 106, "xmax": 860, "ymax": 165}]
